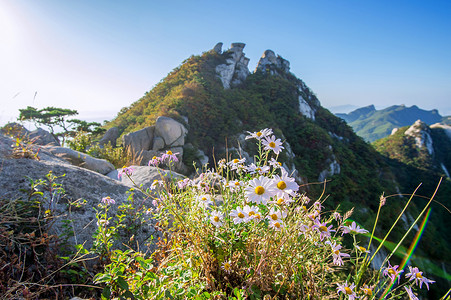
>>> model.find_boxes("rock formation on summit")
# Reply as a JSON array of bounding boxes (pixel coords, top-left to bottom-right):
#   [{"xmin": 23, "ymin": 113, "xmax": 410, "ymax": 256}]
[{"xmin": 215, "ymin": 43, "xmax": 250, "ymax": 89}]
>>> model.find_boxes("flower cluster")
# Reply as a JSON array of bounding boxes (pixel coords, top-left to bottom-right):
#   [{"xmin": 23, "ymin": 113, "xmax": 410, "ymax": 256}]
[{"xmin": 133, "ymin": 129, "xmax": 437, "ymax": 299}]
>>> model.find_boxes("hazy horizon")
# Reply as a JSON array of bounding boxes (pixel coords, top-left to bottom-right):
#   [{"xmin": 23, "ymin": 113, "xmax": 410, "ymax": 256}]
[{"xmin": 1, "ymin": 0, "xmax": 450, "ymax": 126}]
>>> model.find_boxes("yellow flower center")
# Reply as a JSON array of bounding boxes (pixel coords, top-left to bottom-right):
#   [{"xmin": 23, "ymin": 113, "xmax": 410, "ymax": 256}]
[
  {"xmin": 234, "ymin": 182, "xmax": 240, "ymax": 186},
  {"xmin": 278, "ymin": 162, "xmax": 282, "ymax": 166},
  {"xmin": 344, "ymin": 287, "xmax": 352, "ymax": 295},
  {"xmin": 271, "ymin": 214, "xmax": 278, "ymax": 220},
  {"xmin": 319, "ymin": 225, "xmax": 328, "ymax": 232},
  {"xmin": 152, "ymin": 156, "xmax": 157, "ymax": 160},
  {"xmin": 334, "ymin": 250, "xmax": 340, "ymax": 255},
  {"xmin": 363, "ymin": 288, "xmax": 372, "ymax": 296},
  {"xmin": 358, "ymin": 246, "xmax": 367, "ymax": 252},
  {"xmin": 256, "ymin": 131, "xmax": 262, "ymax": 137},
  {"xmin": 201, "ymin": 197, "xmax": 207, "ymax": 201},
  {"xmin": 255, "ymin": 186, "xmax": 265, "ymax": 195},
  {"xmin": 274, "ymin": 222, "xmax": 281, "ymax": 228},
  {"xmin": 277, "ymin": 198, "xmax": 284, "ymax": 205},
  {"xmin": 302, "ymin": 205, "xmax": 307, "ymax": 211},
  {"xmin": 388, "ymin": 269, "xmax": 396, "ymax": 275},
  {"xmin": 238, "ymin": 212, "xmax": 245, "ymax": 218},
  {"xmin": 167, "ymin": 150, "xmax": 173, "ymax": 155},
  {"xmin": 213, "ymin": 216, "xmax": 220, "ymax": 222},
  {"xmin": 269, "ymin": 142, "xmax": 276, "ymax": 148},
  {"xmin": 223, "ymin": 262, "xmax": 231, "ymax": 270},
  {"xmin": 416, "ymin": 273, "xmax": 423, "ymax": 278},
  {"xmin": 254, "ymin": 214, "xmax": 261, "ymax": 220},
  {"xmin": 248, "ymin": 211, "xmax": 255, "ymax": 216},
  {"xmin": 277, "ymin": 181, "xmax": 287, "ymax": 190},
  {"xmin": 233, "ymin": 158, "xmax": 239, "ymax": 163}
]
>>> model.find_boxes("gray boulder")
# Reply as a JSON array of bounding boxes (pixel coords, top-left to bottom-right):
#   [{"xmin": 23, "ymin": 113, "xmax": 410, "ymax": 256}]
[
  {"xmin": 154, "ymin": 116, "xmax": 187, "ymax": 147},
  {"xmin": 46, "ymin": 146, "xmax": 115, "ymax": 175},
  {"xmin": 123, "ymin": 126, "xmax": 155, "ymax": 153},
  {"xmin": 0, "ymin": 134, "xmax": 156, "ymax": 252},
  {"xmin": 29, "ymin": 128, "xmax": 60, "ymax": 146},
  {"xmin": 98, "ymin": 127, "xmax": 119, "ymax": 147},
  {"xmin": 152, "ymin": 136, "xmax": 165, "ymax": 151}
]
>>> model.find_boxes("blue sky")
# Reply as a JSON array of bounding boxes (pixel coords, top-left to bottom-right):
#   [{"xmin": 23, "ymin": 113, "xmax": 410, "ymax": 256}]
[{"xmin": 1, "ymin": 0, "xmax": 450, "ymax": 126}]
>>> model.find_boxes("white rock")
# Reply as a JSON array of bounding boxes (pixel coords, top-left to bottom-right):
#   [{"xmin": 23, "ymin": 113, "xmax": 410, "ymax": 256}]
[
  {"xmin": 318, "ymin": 158, "xmax": 341, "ymax": 182},
  {"xmin": 298, "ymin": 95, "xmax": 315, "ymax": 120},
  {"xmin": 405, "ymin": 120, "xmax": 434, "ymax": 155}
]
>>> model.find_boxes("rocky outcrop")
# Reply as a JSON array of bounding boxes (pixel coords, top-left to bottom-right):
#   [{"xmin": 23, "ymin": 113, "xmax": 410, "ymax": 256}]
[
  {"xmin": 213, "ymin": 42, "xmax": 223, "ymax": 54},
  {"xmin": 318, "ymin": 151, "xmax": 341, "ymax": 182},
  {"xmin": 0, "ymin": 123, "xmax": 60, "ymax": 146},
  {"xmin": 431, "ymin": 123, "xmax": 451, "ymax": 140},
  {"xmin": 47, "ymin": 146, "xmax": 115, "ymax": 175},
  {"xmin": 123, "ymin": 126, "xmax": 155, "ymax": 154},
  {"xmin": 98, "ymin": 127, "xmax": 119, "ymax": 147},
  {"xmin": 298, "ymin": 95, "xmax": 315, "ymax": 120},
  {"xmin": 0, "ymin": 133, "xmax": 156, "ymax": 251},
  {"xmin": 155, "ymin": 116, "xmax": 188, "ymax": 148},
  {"xmin": 29, "ymin": 128, "xmax": 60, "ymax": 146},
  {"xmin": 215, "ymin": 42, "xmax": 250, "ymax": 89},
  {"xmin": 255, "ymin": 50, "xmax": 290, "ymax": 76},
  {"xmin": 255, "ymin": 50, "xmax": 317, "ymax": 120},
  {"xmin": 121, "ymin": 117, "xmax": 188, "ymax": 172},
  {"xmin": 405, "ymin": 120, "xmax": 434, "ymax": 155}
]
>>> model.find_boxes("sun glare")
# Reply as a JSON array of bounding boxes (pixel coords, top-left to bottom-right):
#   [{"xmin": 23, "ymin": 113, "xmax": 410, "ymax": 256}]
[{"xmin": 0, "ymin": 3, "xmax": 17, "ymax": 48}]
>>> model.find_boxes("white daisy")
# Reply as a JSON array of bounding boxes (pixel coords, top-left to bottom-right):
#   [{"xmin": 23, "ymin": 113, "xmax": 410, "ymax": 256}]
[
  {"xmin": 228, "ymin": 180, "xmax": 244, "ymax": 192},
  {"xmin": 269, "ymin": 220, "xmax": 284, "ymax": 231},
  {"xmin": 262, "ymin": 135, "xmax": 284, "ymax": 155},
  {"xmin": 227, "ymin": 157, "xmax": 246, "ymax": 170},
  {"xmin": 245, "ymin": 176, "xmax": 276, "ymax": 205},
  {"xmin": 271, "ymin": 168, "xmax": 299, "ymax": 198},
  {"xmin": 229, "ymin": 206, "xmax": 249, "ymax": 224},
  {"xmin": 245, "ymin": 128, "xmax": 273, "ymax": 140},
  {"xmin": 210, "ymin": 211, "xmax": 224, "ymax": 227},
  {"xmin": 267, "ymin": 207, "xmax": 287, "ymax": 222},
  {"xmin": 197, "ymin": 194, "xmax": 213, "ymax": 208},
  {"xmin": 246, "ymin": 163, "xmax": 270, "ymax": 175},
  {"xmin": 243, "ymin": 205, "xmax": 260, "ymax": 220}
]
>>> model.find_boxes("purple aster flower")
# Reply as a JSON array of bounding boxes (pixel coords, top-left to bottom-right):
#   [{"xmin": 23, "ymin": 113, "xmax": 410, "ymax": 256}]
[
  {"xmin": 405, "ymin": 266, "xmax": 435, "ymax": 290},
  {"xmin": 101, "ymin": 196, "xmax": 115, "ymax": 205},
  {"xmin": 118, "ymin": 165, "xmax": 134, "ymax": 179},
  {"xmin": 383, "ymin": 262, "xmax": 404, "ymax": 283}
]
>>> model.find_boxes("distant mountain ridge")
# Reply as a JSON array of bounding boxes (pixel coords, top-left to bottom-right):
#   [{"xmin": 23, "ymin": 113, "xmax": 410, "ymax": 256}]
[{"xmin": 336, "ymin": 105, "xmax": 443, "ymax": 142}]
